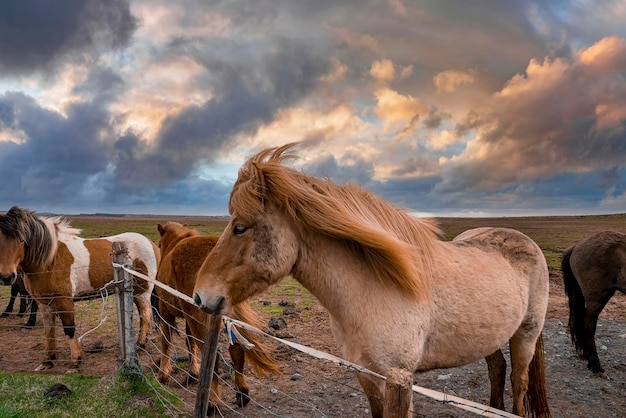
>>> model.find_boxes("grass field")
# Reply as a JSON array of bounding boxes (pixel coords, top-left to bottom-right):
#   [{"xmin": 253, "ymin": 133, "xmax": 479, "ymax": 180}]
[{"xmin": 0, "ymin": 212, "xmax": 625, "ymax": 417}]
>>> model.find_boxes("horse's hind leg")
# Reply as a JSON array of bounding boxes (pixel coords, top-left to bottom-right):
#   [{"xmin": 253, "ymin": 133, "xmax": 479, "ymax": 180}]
[
  {"xmin": 133, "ymin": 293, "xmax": 152, "ymax": 348},
  {"xmin": 583, "ymin": 290, "xmax": 614, "ymax": 376},
  {"xmin": 509, "ymin": 332, "xmax": 541, "ymax": 416},
  {"xmin": 229, "ymin": 342, "xmax": 250, "ymax": 407},
  {"xmin": 23, "ymin": 298, "xmax": 37, "ymax": 329},
  {"xmin": 485, "ymin": 349, "xmax": 506, "ymax": 410},
  {"xmin": 1, "ymin": 283, "xmax": 19, "ymax": 317}
]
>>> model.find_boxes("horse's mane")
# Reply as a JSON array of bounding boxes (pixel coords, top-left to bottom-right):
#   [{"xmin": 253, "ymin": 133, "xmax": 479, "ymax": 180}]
[
  {"xmin": 1, "ymin": 206, "xmax": 81, "ymax": 272},
  {"xmin": 229, "ymin": 144, "xmax": 441, "ymax": 299}
]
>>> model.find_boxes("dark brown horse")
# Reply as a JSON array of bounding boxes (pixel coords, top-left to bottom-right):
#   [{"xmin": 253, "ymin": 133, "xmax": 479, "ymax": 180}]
[
  {"xmin": 155, "ymin": 221, "xmax": 280, "ymax": 410},
  {"xmin": 561, "ymin": 230, "xmax": 626, "ymax": 377},
  {"xmin": 1, "ymin": 274, "xmax": 38, "ymax": 328}
]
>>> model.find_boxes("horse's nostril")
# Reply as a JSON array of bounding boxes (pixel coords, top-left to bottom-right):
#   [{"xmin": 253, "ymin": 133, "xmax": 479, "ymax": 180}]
[{"xmin": 193, "ymin": 292, "xmax": 202, "ymax": 307}]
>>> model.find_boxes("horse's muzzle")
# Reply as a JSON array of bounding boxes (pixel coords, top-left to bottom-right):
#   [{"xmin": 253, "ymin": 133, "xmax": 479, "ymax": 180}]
[
  {"xmin": 194, "ymin": 292, "xmax": 226, "ymax": 315},
  {"xmin": 0, "ymin": 272, "xmax": 18, "ymax": 286}
]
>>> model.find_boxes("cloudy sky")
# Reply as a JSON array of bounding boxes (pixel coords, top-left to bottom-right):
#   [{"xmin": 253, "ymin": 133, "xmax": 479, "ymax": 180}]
[{"xmin": 1, "ymin": 1, "xmax": 625, "ymax": 217}]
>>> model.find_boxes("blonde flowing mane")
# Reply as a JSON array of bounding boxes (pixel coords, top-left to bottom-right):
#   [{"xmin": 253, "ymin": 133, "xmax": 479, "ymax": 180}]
[{"xmin": 229, "ymin": 143, "xmax": 441, "ymax": 299}]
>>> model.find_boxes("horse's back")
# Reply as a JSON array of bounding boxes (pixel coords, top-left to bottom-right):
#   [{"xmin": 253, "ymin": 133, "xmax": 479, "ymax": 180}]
[
  {"xmin": 568, "ymin": 230, "xmax": 626, "ymax": 293},
  {"xmin": 453, "ymin": 227, "xmax": 547, "ymax": 276}
]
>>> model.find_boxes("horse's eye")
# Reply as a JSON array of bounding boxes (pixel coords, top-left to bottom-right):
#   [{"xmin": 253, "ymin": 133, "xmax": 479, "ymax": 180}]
[{"xmin": 233, "ymin": 224, "xmax": 248, "ymax": 235}]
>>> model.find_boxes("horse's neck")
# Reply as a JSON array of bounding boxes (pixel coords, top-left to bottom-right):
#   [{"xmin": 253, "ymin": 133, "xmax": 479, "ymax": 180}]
[{"xmin": 291, "ymin": 232, "xmax": 388, "ymax": 323}]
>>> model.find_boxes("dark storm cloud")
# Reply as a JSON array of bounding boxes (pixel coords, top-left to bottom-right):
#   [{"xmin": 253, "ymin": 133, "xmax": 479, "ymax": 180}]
[
  {"xmin": 112, "ymin": 36, "xmax": 330, "ymax": 188},
  {"xmin": 0, "ymin": 0, "xmax": 137, "ymax": 74},
  {"xmin": 304, "ymin": 152, "xmax": 375, "ymax": 187},
  {"xmin": 0, "ymin": 76, "xmax": 116, "ymax": 207}
]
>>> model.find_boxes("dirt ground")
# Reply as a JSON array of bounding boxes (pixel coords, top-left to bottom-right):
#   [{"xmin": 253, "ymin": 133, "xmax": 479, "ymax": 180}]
[{"xmin": 0, "ymin": 216, "xmax": 625, "ymax": 417}]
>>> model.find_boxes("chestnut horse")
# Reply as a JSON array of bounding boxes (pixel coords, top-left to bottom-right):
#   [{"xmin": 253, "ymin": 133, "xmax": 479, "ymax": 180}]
[
  {"xmin": 192, "ymin": 144, "xmax": 551, "ymax": 418},
  {"xmin": 0, "ymin": 206, "xmax": 159, "ymax": 372},
  {"xmin": 561, "ymin": 230, "xmax": 626, "ymax": 377},
  {"xmin": 154, "ymin": 221, "xmax": 279, "ymax": 409}
]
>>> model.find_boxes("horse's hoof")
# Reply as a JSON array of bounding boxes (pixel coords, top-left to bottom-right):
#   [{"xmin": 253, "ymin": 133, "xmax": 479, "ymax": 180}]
[
  {"xmin": 593, "ymin": 370, "xmax": 609, "ymax": 379},
  {"xmin": 65, "ymin": 368, "xmax": 80, "ymax": 374},
  {"xmin": 35, "ymin": 362, "xmax": 53, "ymax": 372},
  {"xmin": 235, "ymin": 388, "xmax": 250, "ymax": 408}
]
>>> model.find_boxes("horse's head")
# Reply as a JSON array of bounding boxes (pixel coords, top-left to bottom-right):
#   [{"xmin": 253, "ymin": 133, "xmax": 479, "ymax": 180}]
[
  {"xmin": 0, "ymin": 208, "xmax": 28, "ymax": 286},
  {"xmin": 193, "ymin": 145, "xmax": 301, "ymax": 315},
  {"xmin": 157, "ymin": 222, "xmax": 198, "ymax": 257},
  {"xmin": 193, "ymin": 202, "xmax": 299, "ymax": 315}
]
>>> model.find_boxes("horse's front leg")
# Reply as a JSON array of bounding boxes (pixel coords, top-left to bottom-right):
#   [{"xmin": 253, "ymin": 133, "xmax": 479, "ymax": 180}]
[
  {"xmin": 485, "ymin": 349, "xmax": 506, "ymax": 410},
  {"xmin": 56, "ymin": 298, "xmax": 83, "ymax": 372},
  {"xmin": 228, "ymin": 342, "xmax": 250, "ymax": 407},
  {"xmin": 356, "ymin": 374, "xmax": 385, "ymax": 417},
  {"xmin": 35, "ymin": 303, "xmax": 57, "ymax": 371}
]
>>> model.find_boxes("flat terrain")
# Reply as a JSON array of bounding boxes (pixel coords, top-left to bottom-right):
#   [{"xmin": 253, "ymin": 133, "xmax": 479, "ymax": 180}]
[{"xmin": 1, "ymin": 214, "xmax": 625, "ymax": 417}]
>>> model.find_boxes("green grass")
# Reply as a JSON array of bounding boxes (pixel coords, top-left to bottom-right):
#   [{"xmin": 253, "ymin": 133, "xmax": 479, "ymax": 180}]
[{"xmin": 0, "ymin": 371, "xmax": 179, "ymax": 418}]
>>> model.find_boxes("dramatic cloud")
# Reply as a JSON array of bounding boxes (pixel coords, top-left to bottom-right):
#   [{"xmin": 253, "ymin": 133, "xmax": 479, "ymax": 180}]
[
  {"xmin": 0, "ymin": 1, "xmax": 624, "ymax": 216},
  {"xmin": 0, "ymin": 0, "xmax": 137, "ymax": 74}
]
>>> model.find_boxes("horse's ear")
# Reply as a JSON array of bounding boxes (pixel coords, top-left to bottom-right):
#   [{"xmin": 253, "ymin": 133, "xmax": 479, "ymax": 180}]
[
  {"xmin": 182, "ymin": 223, "xmax": 187, "ymax": 227},
  {"xmin": 157, "ymin": 223, "xmax": 165, "ymax": 236}
]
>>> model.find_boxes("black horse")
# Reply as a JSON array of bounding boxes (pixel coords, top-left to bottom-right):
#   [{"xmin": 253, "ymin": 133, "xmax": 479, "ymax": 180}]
[
  {"xmin": 1, "ymin": 274, "xmax": 38, "ymax": 328},
  {"xmin": 561, "ymin": 230, "xmax": 626, "ymax": 376}
]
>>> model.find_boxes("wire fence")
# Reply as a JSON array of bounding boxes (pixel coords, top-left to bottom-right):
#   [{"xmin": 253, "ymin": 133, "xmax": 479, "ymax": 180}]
[{"xmin": 0, "ymin": 250, "xmax": 524, "ymax": 418}]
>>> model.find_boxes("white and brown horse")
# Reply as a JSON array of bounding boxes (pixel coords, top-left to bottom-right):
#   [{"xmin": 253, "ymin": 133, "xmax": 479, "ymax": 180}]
[
  {"xmin": 192, "ymin": 144, "xmax": 551, "ymax": 418},
  {"xmin": 0, "ymin": 206, "xmax": 159, "ymax": 372}
]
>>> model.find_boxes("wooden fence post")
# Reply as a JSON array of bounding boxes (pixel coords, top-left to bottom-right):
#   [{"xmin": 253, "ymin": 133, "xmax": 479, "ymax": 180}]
[
  {"xmin": 112, "ymin": 241, "xmax": 138, "ymax": 371},
  {"xmin": 194, "ymin": 314, "xmax": 223, "ymax": 418},
  {"xmin": 383, "ymin": 367, "xmax": 413, "ymax": 418}
]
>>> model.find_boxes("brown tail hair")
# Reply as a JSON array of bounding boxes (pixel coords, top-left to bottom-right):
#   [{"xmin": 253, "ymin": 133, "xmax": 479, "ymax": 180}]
[
  {"xmin": 524, "ymin": 333, "xmax": 551, "ymax": 418},
  {"xmin": 231, "ymin": 301, "xmax": 281, "ymax": 376}
]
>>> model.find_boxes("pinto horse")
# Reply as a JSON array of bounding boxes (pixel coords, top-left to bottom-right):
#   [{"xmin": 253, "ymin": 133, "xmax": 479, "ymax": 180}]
[
  {"xmin": 192, "ymin": 144, "xmax": 551, "ymax": 418},
  {"xmin": 0, "ymin": 206, "xmax": 159, "ymax": 372},
  {"xmin": 154, "ymin": 221, "xmax": 279, "ymax": 409},
  {"xmin": 561, "ymin": 230, "xmax": 626, "ymax": 377},
  {"xmin": 1, "ymin": 274, "xmax": 38, "ymax": 328}
]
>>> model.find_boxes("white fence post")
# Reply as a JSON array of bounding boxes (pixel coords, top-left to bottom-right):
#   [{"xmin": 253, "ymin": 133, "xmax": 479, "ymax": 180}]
[{"xmin": 112, "ymin": 241, "xmax": 138, "ymax": 371}]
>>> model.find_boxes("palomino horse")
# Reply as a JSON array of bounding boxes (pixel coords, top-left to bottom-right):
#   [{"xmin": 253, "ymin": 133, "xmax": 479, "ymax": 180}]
[
  {"xmin": 1, "ymin": 274, "xmax": 38, "ymax": 328},
  {"xmin": 193, "ymin": 144, "xmax": 551, "ymax": 418},
  {"xmin": 561, "ymin": 230, "xmax": 626, "ymax": 377},
  {"xmin": 0, "ymin": 206, "xmax": 159, "ymax": 372},
  {"xmin": 155, "ymin": 221, "xmax": 279, "ymax": 409}
]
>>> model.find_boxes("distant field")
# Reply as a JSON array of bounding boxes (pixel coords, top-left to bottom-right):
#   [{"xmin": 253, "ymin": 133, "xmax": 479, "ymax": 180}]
[
  {"xmin": 67, "ymin": 212, "xmax": 626, "ymax": 270},
  {"xmin": 65, "ymin": 215, "xmax": 230, "ymax": 243}
]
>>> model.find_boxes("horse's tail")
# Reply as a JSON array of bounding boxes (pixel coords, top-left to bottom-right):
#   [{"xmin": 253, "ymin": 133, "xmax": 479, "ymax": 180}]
[
  {"xmin": 231, "ymin": 302, "xmax": 281, "ymax": 377},
  {"xmin": 561, "ymin": 246, "xmax": 586, "ymax": 354},
  {"xmin": 524, "ymin": 333, "xmax": 551, "ymax": 418}
]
